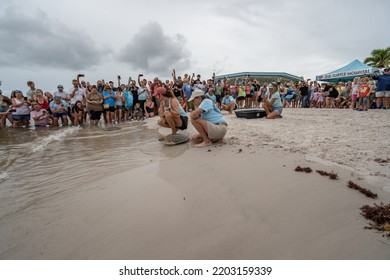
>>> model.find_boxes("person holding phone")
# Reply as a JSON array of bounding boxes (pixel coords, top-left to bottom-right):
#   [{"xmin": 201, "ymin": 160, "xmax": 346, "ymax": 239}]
[
  {"xmin": 31, "ymin": 102, "xmax": 50, "ymax": 126},
  {"xmin": 49, "ymin": 96, "xmax": 68, "ymax": 126},
  {"xmin": 0, "ymin": 98, "xmax": 14, "ymax": 128},
  {"xmin": 102, "ymin": 85, "xmax": 116, "ymax": 124},
  {"xmin": 11, "ymin": 90, "xmax": 31, "ymax": 127},
  {"xmin": 137, "ymin": 75, "xmax": 149, "ymax": 113}
]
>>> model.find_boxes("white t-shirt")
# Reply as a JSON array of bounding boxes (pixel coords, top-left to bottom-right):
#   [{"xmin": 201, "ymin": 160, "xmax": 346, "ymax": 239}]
[
  {"xmin": 68, "ymin": 87, "xmax": 85, "ymax": 105},
  {"xmin": 53, "ymin": 90, "xmax": 70, "ymax": 104}
]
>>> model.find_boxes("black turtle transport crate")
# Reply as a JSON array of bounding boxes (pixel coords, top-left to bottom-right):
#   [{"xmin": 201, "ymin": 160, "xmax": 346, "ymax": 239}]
[{"xmin": 234, "ymin": 108, "xmax": 267, "ymax": 119}]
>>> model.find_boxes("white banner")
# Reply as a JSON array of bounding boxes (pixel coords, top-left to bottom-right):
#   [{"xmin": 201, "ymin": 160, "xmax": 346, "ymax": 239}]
[
  {"xmin": 316, "ymin": 69, "xmax": 373, "ymax": 80},
  {"xmin": 0, "ymin": 260, "xmax": 389, "ymax": 280}
]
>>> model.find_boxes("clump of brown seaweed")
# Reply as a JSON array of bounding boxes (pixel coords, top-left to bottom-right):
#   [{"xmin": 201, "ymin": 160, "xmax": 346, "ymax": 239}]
[
  {"xmin": 360, "ymin": 203, "xmax": 390, "ymax": 238},
  {"xmin": 316, "ymin": 170, "xmax": 339, "ymax": 180},
  {"xmin": 295, "ymin": 166, "xmax": 312, "ymax": 173},
  {"xmin": 347, "ymin": 181, "xmax": 378, "ymax": 199}
]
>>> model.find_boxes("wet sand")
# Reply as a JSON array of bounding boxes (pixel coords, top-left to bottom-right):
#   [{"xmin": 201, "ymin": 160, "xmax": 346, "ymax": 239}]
[{"xmin": 1, "ymin": 108, "xmax": 389, "ymax": 259}]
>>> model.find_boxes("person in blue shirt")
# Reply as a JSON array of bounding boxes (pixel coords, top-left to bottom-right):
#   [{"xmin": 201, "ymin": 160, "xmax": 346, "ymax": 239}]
[
  {"xmin": 221, "ymin": 92, "xmax": 238, "ymax": 114},
  {"xmin": 205, "ymin": 87, "xmax": 217, "ymax": 104},
  {"xmin": 372, "ymin": 67, "xmax": 390, "ymax": 109},
  {"xmin": 262, "ymin": 82, "xmax": 283, "ymax": 119},
  {"xmin": 102, "ymin": 85, "xmax": 116, "ymax": 124},
  {"xmin": 189, "ymin": 90, "xmax": 228, "ymax": 148},
  {"xmin": 123, "ymin": 86, "xmax": 133, "ymax": 120}
]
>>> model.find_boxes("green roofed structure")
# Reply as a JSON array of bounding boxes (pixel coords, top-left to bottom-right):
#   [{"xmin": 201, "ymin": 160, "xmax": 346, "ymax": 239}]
[{"xmin": 215, "ymin": 71, "xmax": 302, "ymax": 83}]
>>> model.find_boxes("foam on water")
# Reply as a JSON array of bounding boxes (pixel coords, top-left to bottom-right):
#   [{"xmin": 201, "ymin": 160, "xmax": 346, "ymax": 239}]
[
  {"xmin": 0, "ymin": 122, "xmax": 185, "ymax": 221},
  {"xmin": 31, "ymin": 126, "xmax": 81, "ymax": 152}
]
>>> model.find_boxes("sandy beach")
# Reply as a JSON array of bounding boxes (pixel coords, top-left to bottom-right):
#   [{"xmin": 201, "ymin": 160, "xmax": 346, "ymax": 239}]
[{"xmin": 1, "ymin": 108, "xmax": 389, "ymax": 259}]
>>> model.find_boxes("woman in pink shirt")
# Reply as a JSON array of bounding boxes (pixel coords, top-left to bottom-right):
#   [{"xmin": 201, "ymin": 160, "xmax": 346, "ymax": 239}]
[{"xmin": 31, "ymin": 102, "xmax": 50, "ymax": 126}]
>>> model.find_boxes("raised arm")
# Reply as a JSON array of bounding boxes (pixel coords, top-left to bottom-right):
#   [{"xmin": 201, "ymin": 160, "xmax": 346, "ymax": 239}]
[
  {"xmin": 138, "ymin": 74, "xmax": 143, "ymax": 87},
  {"xmin": 172, "ymin": 69, "xmax": 177, "ymax": 84}
]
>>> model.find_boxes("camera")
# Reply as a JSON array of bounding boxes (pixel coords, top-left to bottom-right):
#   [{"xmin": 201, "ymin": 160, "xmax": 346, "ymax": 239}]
[
  {"xmin": 118, "ymin": 75, "xmax": 121, "ymax": 80},
  {"xmin": 139, "ymin": 74, "xmax": 144, "ymax": 77},
  {"xmin": 78, "ymin": 74, "xmax": 85, "ymax": 77}
]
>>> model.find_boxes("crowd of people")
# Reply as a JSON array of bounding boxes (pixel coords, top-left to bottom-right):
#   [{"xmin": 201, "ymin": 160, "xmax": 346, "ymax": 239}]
[{"xmin": 1, "ymin": 68, "xmax": 389, "ymax": 134}]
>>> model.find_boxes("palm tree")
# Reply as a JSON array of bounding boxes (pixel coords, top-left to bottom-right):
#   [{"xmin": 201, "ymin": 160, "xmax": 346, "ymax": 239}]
[{"xmin": 364, "ymin": 47, "xmax": 390, "ymax": 68}]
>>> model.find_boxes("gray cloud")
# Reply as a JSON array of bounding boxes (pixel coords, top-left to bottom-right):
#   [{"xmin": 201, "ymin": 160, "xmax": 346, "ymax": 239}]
[
  {"xmin": 117, "ymin": 22, "xmax": 191, "ymax": 75},
  {"xmin": 0, "ymin": 6, "xmax": 110, "ymax": 70}
]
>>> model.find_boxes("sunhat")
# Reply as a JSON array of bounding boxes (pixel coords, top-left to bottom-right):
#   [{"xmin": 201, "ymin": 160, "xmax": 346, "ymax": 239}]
[{"xmin": 188, "ymin": 90, "xmax": 204, "ymax": 102}]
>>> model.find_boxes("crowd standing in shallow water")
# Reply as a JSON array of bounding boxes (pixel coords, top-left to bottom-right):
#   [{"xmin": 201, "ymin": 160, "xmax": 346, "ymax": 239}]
[{"xmin": 1, "ymin": 68, "xmax": 389, "ymax": 130}]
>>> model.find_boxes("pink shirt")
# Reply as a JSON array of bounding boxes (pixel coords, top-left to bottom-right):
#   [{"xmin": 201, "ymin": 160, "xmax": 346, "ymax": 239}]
[{"xmin": 31, "ymin": 109, "xmax": 49, "ymax": 126}]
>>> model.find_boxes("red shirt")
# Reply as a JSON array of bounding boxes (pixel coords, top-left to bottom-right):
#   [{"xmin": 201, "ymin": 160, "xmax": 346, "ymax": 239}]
[{"xmin": 358, "ymin": 84, "xmax": 371, "ymax": 98}]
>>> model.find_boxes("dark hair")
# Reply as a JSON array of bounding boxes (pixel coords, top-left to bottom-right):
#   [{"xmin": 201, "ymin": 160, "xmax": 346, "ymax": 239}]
[
  {"xmin": 72, "ymin": 101, "xmax": 83, "ymax": 113},
  {"xmin": 162, "ymin": 90, "xmax": 175, "ymax": 98}
]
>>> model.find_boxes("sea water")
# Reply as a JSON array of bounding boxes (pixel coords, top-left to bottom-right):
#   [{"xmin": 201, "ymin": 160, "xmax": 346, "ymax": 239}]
[{"xmin": 0, "ymin": 122, "xmax": 185, "ymax": 221}]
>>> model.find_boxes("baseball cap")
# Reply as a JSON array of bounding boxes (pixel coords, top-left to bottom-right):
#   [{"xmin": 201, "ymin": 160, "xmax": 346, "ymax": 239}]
[{"xmin": 155, "ymin": 87, "xmax": 166, "ymax": 96}]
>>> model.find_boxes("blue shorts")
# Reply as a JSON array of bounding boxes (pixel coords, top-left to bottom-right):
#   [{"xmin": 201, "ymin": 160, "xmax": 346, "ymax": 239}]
[
  {"xmin": 272, "ymin": 107, "xmax": 283, "ymax": 115},
  {"xmin": 12, "ymin": 114, "xmax": 30, "ymax": 121},
  {"xmin": 53, "ymin": 112, "xmax": 67, "ymax": 119}
]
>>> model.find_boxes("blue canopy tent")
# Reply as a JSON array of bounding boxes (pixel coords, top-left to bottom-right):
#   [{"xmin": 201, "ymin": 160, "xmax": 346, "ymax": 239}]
[{"xmin": 316, "ymin": 59, "xmax": 378, "ymax": 83}]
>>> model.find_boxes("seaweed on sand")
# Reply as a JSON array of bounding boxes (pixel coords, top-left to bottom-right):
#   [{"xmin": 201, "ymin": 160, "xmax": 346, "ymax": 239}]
[
  {"xmin": 316, "ymin": 170, "xmax": 339, "ymax": 180},
  {"xmin": 295, "ymin": 166, "xmax": 312, "ymax": 173},
  {"xmin": 347, "ymin": 181, "xmax": 378, "ymax": 199},
  {"xmin": 360, "ymin": 203, "xmax": 390, "ymax": 237}
]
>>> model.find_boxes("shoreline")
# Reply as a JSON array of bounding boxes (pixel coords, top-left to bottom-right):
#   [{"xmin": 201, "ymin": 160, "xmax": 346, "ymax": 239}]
[{"xmin": 0, "ymin": 108, "xmax": 389, "ymax": 259}]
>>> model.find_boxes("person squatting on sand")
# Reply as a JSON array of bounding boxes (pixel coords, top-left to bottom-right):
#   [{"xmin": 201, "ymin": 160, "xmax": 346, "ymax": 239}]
[
  {"xmin": 157, "ymin": 87, "xmax": 188, "ymax": 135},
  {"xmin": 189, "ymin": 90, "xmax": 228, "ymax": 148},
  {"xmin": 261, "ymin": 82, "xmax": 283, "ymax": 119}
]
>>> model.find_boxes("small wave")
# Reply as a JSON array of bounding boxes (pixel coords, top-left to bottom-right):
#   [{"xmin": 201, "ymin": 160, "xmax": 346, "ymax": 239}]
[
  {"xmin": 0, "ymin": 171, "xmax": 10, "ymax": 181},
  {"xmin": 32, "ymin": 127, "xmax": 81, "ymax": 152}
]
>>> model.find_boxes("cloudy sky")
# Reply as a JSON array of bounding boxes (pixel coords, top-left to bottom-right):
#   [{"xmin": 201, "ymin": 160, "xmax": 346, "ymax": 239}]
[{"xmin": 0, "ymin": 0, "xmax": 389, "ymax": 94}]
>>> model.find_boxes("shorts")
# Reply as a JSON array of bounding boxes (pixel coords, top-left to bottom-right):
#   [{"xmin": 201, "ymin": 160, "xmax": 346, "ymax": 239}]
[
  {"xmin": 115, "ymin": 105, "xmax": 123, "ymax": 109},
  {"xmin": 104, "ymin": 107, "xmax": 115, "ymax": 113},
  {"xmin": 359, "ymin": 97, "xmax": 369, "ymax": 105},
  {"xmin": 12, "ymin": 114, "xmax": 30, "ymax": 121},
  {"xmin": 369, "ymin": 92, "xmax": 376, "ymax": 102},
  {"xmin": 376, "ymin": 91, "xmax": 390, "ymax": 98},
  {"xmin": 123, "ymin": 106, "xmax": 133, "ymax": 112},
  {"xmin": 272, "ymin": 107, "xmax": 283, "ymax": 116},
  {"xmin": 207, "ymin": 122, "xmax": 228, "ymax": 141},
  {"xmin": 237, "ymin": 96, "xmax": 245, "ymax": 101},
  {"xmin": 351, "ymin": 94, "xmax": 357, "ymax": 101},
  {"xmin": 90, "ymin": 110, "xmax": 102, "ymax": 120},
  {"xmin": 53, "ymin": 112, "xmax": 67, "ymax": 119}
]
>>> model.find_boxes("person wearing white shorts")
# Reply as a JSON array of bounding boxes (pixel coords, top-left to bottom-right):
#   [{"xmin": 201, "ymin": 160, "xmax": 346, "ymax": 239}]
[{"xmin": 372, "ymin": 68, "xmax": 390, "ymax": 109}]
